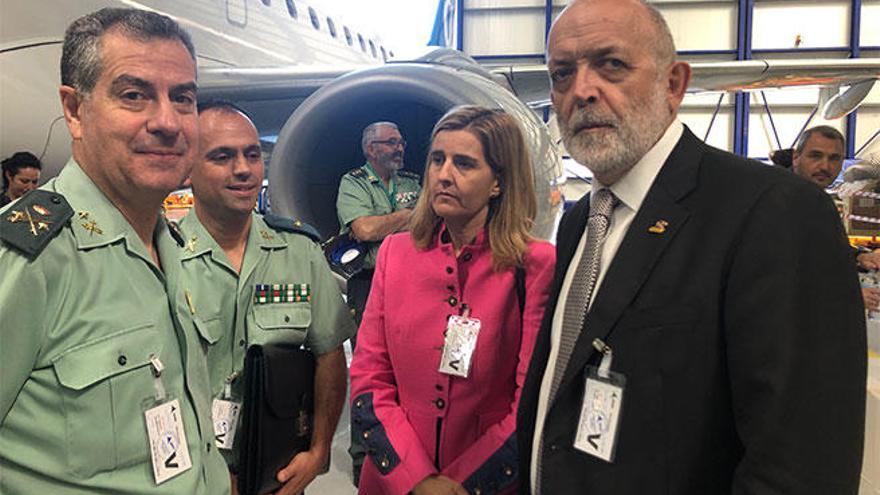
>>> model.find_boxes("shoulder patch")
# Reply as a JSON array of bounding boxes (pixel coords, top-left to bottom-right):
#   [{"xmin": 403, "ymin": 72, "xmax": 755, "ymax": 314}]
[
  {"xmin": 263, "ymin": 213, "xmax": 322, "ymax": 243},
  {"xmin": 398, "ymin": 170, "xmax": 421, "ymax": 181},
  {"xmin": 0, "ymin": 190, "xmax": 73, "ymax": 260},
  {"xmin": 348, "ymin": 167, "xmax": 369, "ymax": 179}
]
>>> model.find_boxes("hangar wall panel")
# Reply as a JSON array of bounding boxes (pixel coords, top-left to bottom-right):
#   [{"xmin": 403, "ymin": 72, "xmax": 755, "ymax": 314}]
[
  {"xmin": 752, "ymin": 1, "xmax": 850, "ymax": 50},
  {"xmin": 680, "ymin": 109, "xmax": 735, "ymax": 151},
  {"xmin": 463, "ymin": 7, "xmax": 546, "ymax": 55},
  {"xmin": 657, "ymin": 3, "xmax": 737, "ymax": 52},
  {"xmin": 864, "ymin": 1, "xmax": 880, "ymax": 47}
]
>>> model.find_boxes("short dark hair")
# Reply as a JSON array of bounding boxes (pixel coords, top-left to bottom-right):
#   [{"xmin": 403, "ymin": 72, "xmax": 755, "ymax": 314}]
[
  {"xmin": 197, "ymin": 99, "xmax": 252, "ymax": 120},
  {"xmin": 61, "ymin": 8, "xmax": 195, "ymax": 95},
  {"xmin": 2, "ymin": 152, "xmax": 42, "ymax": 189},
  {"xmin": 795, "ymin": 125, "xmax": 845, "ymax": 153}
]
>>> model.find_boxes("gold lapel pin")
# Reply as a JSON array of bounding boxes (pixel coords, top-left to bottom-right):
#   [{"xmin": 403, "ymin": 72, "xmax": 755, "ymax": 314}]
[
  {"xmin": 648, "ymin": 220, "xmax": 669, "ymax": 234},
  {"xmin": 260, "ymin": 229, "xmax": 274, "ymax": 241}
]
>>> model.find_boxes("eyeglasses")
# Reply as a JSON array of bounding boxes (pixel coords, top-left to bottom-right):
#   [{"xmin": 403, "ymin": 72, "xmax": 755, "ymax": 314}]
[{"xmin": 371, "ymin": 138, "xmax": 406, "ymax": 148}]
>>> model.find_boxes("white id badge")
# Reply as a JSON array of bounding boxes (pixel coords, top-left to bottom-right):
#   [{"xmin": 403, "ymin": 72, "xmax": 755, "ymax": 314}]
[
  {"xmin": 438, "ymin": 315, "xmax": 481, "ymax": 378},
  {"xmin": 144, "ymin": 398, "xmax": 193, "ymax": 484},
  {"xmin": 573, "ymin": 366, "xmax": 626, "ymax": 462},
  {"xmin": 212, "ymin": 399, "xmax": 241, "ymax": 450}
]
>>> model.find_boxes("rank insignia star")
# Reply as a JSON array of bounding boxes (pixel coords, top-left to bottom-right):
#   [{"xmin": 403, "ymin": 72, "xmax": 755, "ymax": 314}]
[
  {"xmin": 185, "ymin": 236, "xmax": 198, "ymax": 253},
  {"xmin": 260, "ymin": 229, "xmax": 274, "ymax": 241},
  {"xmin": 7, "ymin": 210, "xmax": 25, "ymax": 223}
]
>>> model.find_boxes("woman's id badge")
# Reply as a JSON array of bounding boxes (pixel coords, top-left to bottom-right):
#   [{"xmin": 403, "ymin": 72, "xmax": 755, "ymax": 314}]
[{"xmin": 438, "ymin": 315, "xmax": 481, "ymax": 378}]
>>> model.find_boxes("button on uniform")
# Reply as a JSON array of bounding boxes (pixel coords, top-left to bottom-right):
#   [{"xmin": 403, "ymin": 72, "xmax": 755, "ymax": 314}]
[
  {"xmin": 447, "ymin": 295, "xmax": 458, "ymax": 307},
  {"xmin": 435, "ymin": 398, "xmax": 445, "ymax": 409}
]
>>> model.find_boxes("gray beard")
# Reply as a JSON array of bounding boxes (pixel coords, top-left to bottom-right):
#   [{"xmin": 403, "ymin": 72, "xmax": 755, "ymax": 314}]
[{"xmin": 560, "ymin": 87, "xmax": 670, "ymax": 184}]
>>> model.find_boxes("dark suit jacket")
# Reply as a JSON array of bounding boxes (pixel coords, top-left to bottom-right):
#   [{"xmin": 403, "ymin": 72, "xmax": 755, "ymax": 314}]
[{"xmin": 518, "ymin": 128, "xmax": 867, "ymax": 495}]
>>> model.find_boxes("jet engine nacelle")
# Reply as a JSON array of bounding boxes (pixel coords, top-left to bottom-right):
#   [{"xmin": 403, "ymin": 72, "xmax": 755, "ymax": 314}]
[{"xmin": 267, "ymin": 51, "xmax": 563, "ymax": 242}]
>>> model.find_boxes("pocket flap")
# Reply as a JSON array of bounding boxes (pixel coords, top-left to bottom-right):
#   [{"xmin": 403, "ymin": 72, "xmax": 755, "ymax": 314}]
[
  {"xmin": 53, "ymin": 324, "xmax": 160, "ymax": 390},
  {"xmin": 192, "ymin": 315, "xmax": 223, "ymax": 345},
  {"xmin": 254, "ymin": 303, "xmax": 311, "ymax": 330}
]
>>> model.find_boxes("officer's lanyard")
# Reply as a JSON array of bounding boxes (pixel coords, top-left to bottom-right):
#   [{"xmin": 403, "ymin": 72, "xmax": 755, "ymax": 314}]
[{"xmin": 365, "ymin": 162, "xmax": 397, "ymax": 209}]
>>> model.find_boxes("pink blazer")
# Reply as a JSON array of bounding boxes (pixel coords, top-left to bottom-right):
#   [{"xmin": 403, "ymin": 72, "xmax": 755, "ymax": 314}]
[{"xmin": 349, "ymin": 227, "xmax": 555, "ymax": 494}]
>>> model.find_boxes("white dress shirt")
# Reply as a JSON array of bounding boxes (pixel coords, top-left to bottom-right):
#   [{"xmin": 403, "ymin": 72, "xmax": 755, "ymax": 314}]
[{"xmin": 530, "ymin": 120, "xmax": 684, "ymax": 491}]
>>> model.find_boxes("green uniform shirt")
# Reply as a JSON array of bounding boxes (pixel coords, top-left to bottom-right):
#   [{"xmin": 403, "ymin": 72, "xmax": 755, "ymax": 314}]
[
  {"xmin": 336, "ymin": 163, "xmax": 421, "ymax": 269},
  {"xmin": 177, "ymin": 210, "xmax": 355, "ymax": 407},
  {"xmin": 0, "ymin": 160, "xmax": 228, "ymax": 494}
]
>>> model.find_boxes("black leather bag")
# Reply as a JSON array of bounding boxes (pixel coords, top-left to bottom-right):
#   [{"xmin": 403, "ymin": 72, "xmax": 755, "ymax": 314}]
[{"xmin": 238, "ymin": 344, "xmax": 315, "ymax": 495}]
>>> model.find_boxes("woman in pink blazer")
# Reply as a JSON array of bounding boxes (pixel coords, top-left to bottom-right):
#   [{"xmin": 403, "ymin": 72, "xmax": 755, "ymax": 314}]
[{"xmin": 349, "ymin": 106, "xmax": 555, "ymax": 495}]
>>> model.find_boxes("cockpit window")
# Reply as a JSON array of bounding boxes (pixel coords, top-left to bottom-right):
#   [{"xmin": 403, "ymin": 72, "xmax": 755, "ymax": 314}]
[
  {"xmin": 368, "ymin": 40, "xmax": 377, "ymax": 58},
  {"xmin": 344, "ymin": 26, "xmax": 353, "ymax": 46},
  {"xmin": 358, "ymin": 33, "xmax": 366, "ymax": 52}
]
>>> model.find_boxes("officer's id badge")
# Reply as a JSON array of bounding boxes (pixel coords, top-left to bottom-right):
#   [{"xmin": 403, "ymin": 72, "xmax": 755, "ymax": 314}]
[
  {"xmin": 438, "ymin": 315, "xmax": 481, "ymax": 378},
  {"xmin": 573, "ymin": 365, "xmax": 626, "ymax": 463},
  {"xmin": 212, "ymin": 399, "xmax": 241, "ymax": 450},
  {"xmin": 144, "ymin": 399, "xmax": 193, "ymax": 484}
]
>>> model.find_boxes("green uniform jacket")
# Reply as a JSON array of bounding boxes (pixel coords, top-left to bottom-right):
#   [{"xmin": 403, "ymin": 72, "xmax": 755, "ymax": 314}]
[
  {"xmin": 177, "ymin": 211, "xmax": 355, "ymax": 417},
  {"xmin": 336, "ymin": 163, "xmax": 421, "ymax": 269},
  {"xmin": 0, "ymin": 161, "xmax": 229, "ymax": 494}
]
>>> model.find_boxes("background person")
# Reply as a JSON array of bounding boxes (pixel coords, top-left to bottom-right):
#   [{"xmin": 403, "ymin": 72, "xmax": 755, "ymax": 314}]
[
  {"xmin": 789, "ymin": 126, "xmax": 880, "ymax": 312},
  {"xmin": 336, "ymin": 120, "xmax": 421, "ymax": 485},
  {"xmin": 179, "ymin": 101, "xmax": 355, "ymax": 495},
  {"xmin": 518, "ymin": 1, "xmax": 866, "ymax": 494},
  {"xmin": 0, "ymin": 8, "xmax": 228, "ymax": 493},
  {"xmin": 336, "ymin": 121, "xmax": 421, "ymax": 328},
  {"xmin": 1, "ymin": 151, "xmax": 42, "ymax": 207},
  {"xmin": 349, "ymin": 106, "xmax": 555, "ymax": 495},
  {"xmin": 791, "ymin": 125, "xmax": 845, "ymax": 189}
]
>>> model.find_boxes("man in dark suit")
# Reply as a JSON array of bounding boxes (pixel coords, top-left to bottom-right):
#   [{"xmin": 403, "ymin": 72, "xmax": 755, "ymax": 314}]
[{"xmin": 518, "ymin": 1, "xmax": 867, "ymax": 494}]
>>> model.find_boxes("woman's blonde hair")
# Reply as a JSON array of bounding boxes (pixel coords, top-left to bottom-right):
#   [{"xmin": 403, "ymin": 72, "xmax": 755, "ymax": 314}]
[{"xmin": 410, "ymin": 105, "xmax": 536, "ymax": 271}]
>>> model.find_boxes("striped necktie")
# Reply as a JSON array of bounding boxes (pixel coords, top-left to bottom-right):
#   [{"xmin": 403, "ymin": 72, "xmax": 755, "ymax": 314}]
[{"xmin": 536, "ymin": 188, "xmax": 617, "ymax": 492}]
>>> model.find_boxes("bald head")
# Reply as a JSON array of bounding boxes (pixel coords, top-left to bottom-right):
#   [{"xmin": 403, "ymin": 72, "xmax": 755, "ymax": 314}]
[
  {"xmin": 546, "ymin": 0, "xmax": 691, "ymax": 184},
  {"xmin": 551, "ymin": 0, "xmax": 676, "ymax": 70}
]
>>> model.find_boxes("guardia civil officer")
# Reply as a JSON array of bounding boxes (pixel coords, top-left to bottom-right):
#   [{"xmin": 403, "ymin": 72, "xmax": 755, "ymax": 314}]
[
  {"xmin": 336, "ymin": 121, "xmax": 421, "ymax": 485},
  {"xmin": 0, "ymin": 8, "xmax": 228, "ymax": 493},
  {"xmin": 336, "ymin": 121, "xmax": 421, "ymax": 327},
  {"xmin": 178, "ymin": 101, "xmax": 355, "ymax": 494}
]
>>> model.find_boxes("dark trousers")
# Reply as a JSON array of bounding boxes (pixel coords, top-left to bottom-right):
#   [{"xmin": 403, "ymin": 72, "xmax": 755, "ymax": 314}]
[{"xmin": 347, "ymin": 268, "xmax": 373, "ymax": 486}]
